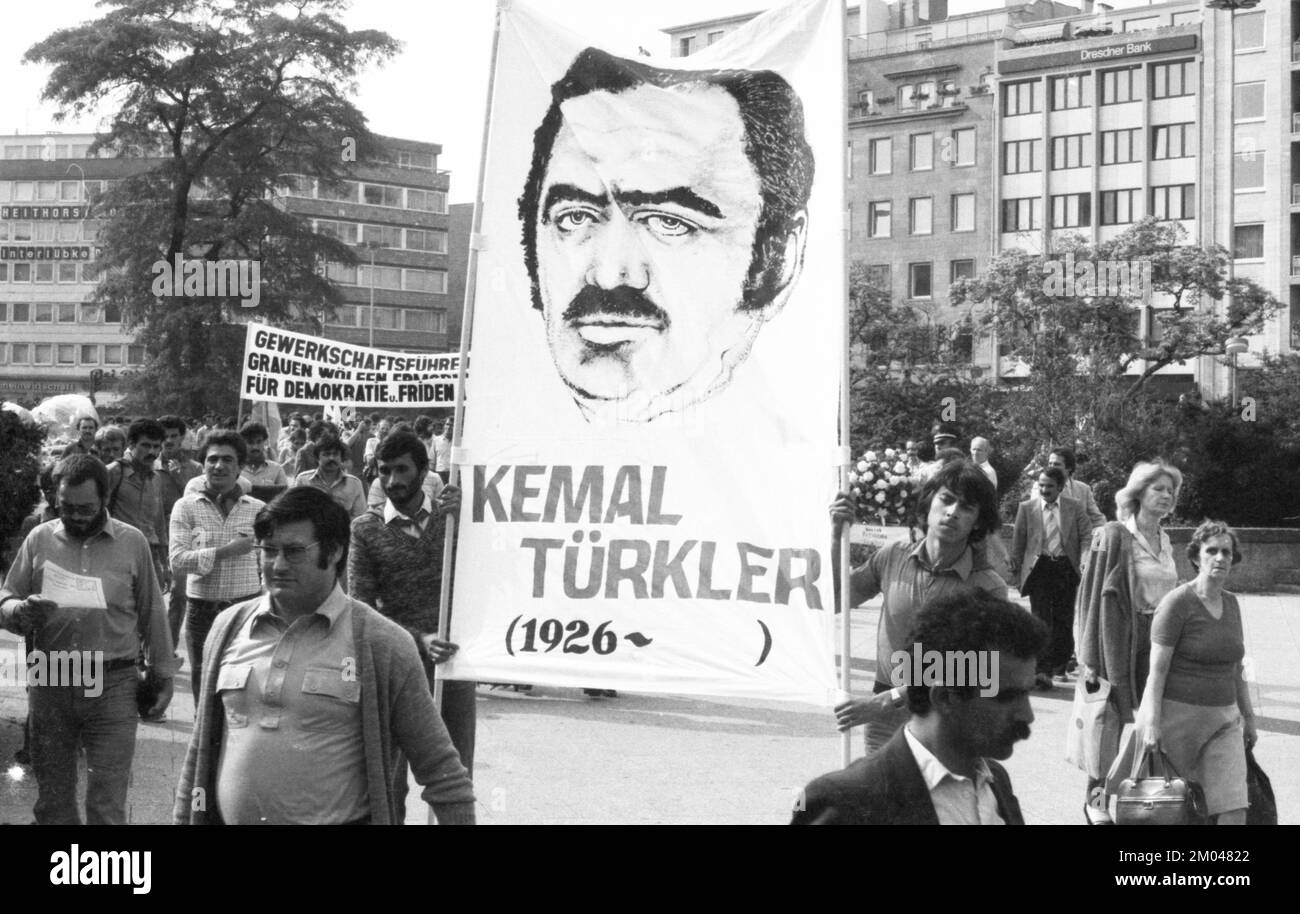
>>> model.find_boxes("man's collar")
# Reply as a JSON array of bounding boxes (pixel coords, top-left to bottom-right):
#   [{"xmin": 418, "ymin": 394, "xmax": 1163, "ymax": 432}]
[
  {"xmin": 904, "ymin": 725, "xmax": 994, "ymax": 792},
  {"xmin": 259, "ymin": 583, "xmax": 349, "ymax": 629},
  {"xmin": 55, "ymin": 514, "xmax": 118, "ymax": 542},
  {"xmin": 384, "ymin": 493, "xmax": 433, "ymax": 525},
  {"xmin": 907, "ymin": 538, "xmax": 973, "ymax": 579}
]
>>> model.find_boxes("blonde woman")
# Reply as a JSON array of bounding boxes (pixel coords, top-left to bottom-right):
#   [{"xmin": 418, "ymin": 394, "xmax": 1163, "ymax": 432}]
[
  {"xmin": 1134, "ymin": 521, "xmax": 1255, "ymax": 824},
  {"xmin": 1075, "ymin": 459, "xmax": 1182, "ymax": 820}
]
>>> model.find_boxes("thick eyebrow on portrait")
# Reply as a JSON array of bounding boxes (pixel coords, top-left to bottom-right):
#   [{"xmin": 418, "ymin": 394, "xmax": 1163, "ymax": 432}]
[{"xmin": 541, "ymin": 183, "xmax": 724, "ymax": 222}]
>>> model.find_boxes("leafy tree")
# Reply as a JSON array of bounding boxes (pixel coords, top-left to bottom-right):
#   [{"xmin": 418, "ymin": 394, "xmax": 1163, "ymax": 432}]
[
  {"xmin": 26, "ymin": 0, "xmax": 400, "ymax": 415},
  {"xmin": 0, "ymin": 412, "xmax": 45, "ymax": 569}
]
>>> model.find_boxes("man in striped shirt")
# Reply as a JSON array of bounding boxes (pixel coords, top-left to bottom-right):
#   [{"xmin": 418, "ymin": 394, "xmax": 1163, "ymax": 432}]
[{"xmin": 170, "ymin": 430, "xmax": 265, "ymax": 696}]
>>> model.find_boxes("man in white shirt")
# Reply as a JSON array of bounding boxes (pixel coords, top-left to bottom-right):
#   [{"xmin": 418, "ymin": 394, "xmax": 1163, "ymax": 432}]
[
  {"xmin": 970, "ymin": 436, "xmax": 997, "ymax": 488},
  {"xmin": 793, "ymin": 589, "xmax": 1044, "ymax": 825}
]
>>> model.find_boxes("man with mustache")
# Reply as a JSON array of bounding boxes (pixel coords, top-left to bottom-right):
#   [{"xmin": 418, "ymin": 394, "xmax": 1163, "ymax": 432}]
[
  {"xmin": 293, "ymin": 434, "xmax": 366, "ymax": 519},
  {"xmin": 105, "ymin": 418, "xmax": 168, "ymax": 588},
  {"xmin": 349, "ymin": 431, "xmax": 473, "ymax": 797},
  {"xmin": 519, "ymin": 47, "xmax": 814, "ymax": 424},
  {"xmin": 792, "ymin": 589, "xmax": 1045, "ymax": 825},
  {"xmin": 170, "ymin": 431, "xmax": 265, "ymax": 697},
  {"xmin": 1, "ymin": 455, "xmax": 175, "ymax": 823}
]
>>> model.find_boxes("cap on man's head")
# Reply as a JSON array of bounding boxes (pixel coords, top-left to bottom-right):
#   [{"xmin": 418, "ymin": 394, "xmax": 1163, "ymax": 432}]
[{"xmin": 932, "ymin": 421, "xmax": 959, "ymax": 445}]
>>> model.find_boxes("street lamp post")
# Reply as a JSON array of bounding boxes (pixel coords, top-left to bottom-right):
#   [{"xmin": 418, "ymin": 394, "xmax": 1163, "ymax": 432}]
[
  {"xmin": 1206, "ymin": 0, "xmax": 1261, "ymax": 405},
  {"xmin": 363, "ymin": 241, "xmax": 382, "ymax": 348}
]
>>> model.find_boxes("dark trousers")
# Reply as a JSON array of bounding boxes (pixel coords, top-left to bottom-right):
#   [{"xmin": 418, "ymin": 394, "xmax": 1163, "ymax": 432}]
[
  {"xmin": 1024, "ymin": 556, "xmax": 1079, "ymax": 675},
  {"xmin": 29, "ymin": 666, "xmax": 139, "ymax": 824},
  {"xmin": 167, "ymin": 574, "xmax": 188, "ymax": 654},
  {"xmin": 392, "ymin": 673, "xmax": 476, "ymax": 816},
  {"xmin": 186, "ymin": 594, "xmax": 259, "ymax": 696}
]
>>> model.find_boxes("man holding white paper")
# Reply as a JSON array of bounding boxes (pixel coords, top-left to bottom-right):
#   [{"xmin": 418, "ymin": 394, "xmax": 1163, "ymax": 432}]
[{"xmin": 0, "ymin": 454, "xmax": 175, "ymax": 824}]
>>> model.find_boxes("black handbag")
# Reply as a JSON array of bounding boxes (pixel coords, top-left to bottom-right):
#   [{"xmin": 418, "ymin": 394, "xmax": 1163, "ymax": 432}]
[
  {"xmin": 1115, "ymin": 743, "xmax": 1208, "ymax": 826},
  {"xmin": 1245, "ymin": 742, "xmax": 1277, "ymax": 825}
]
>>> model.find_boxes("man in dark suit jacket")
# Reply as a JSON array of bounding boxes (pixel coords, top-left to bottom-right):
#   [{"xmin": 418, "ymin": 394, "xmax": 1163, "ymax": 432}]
[
  {"xmin": 1010, "ymin": 466, "xmax": 1091, "ymax": 688},
  {"xmin": 792, "ymin": 590, "xmax": 1046, "ymax": 825}
]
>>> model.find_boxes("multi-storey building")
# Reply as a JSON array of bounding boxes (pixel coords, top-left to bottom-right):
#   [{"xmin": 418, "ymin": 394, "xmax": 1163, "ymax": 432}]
[
  {"xmin": 1, "ymin": 132, "xmax": 452, "ymax": 409},
  {"xmin": 664, "ymin": 0, "xmax": 1300, "ymax": 397}
]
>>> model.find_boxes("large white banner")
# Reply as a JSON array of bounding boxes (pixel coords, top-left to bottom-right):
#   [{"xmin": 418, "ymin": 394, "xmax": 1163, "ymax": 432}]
[
  {"xmin": 239, "ymin": 322, "xmax": 459, "ymax": 407},
  {"xmin": 445, "ymin": 0, "xmax": 844, "ymax": 704}
]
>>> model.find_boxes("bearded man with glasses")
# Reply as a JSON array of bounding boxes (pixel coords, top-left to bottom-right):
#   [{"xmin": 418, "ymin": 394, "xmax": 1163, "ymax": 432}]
[{"xmin": 175, "ymin": 486, "xmax": 475, "ymax": 825}]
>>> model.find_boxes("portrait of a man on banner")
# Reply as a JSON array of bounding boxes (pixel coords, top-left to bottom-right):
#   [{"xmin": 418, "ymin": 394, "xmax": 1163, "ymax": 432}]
[{"xmin": 518, "ymin": 48, "xmax": 815, "ymax": 425}]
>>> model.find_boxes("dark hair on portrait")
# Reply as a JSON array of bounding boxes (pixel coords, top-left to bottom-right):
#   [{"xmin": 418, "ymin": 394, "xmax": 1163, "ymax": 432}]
[
  {"xmin": 254, "ymin": 486, "xmax": 350, "ymax": 576},
  {"xmin": 913, "ymin": 460, "xmax": 1000, "ymax": 544},
  {"xmin": 1186, "ymin": 519, "xmax": 1244, "ymax": 569},
  {"xmin": 239, "ymin": 421, "xmax": 269, "ymax": 443},
  {"xmin": 1049, "ymin": 447, "xmax": 1077, "ymax": 474},
  {"xmin": 1040, "ymin": 466, "xmax": 1067, "ymax": 489},
  {"xmin": 518, "ymin": 46, "xmax": 815, "ymax": 314},
  {"xmin": 905, "ymin": 589, "xmax": 1048, "ymax": 714},
  {"xmin": 126, "ymin": 417, "xmax": 165, "ymax": 446},
  {"xmin": 312, "ymin": 434, "xmax": 346, "ymax": 461},
  {"xmin": 200, "ymin": 430, "xmax": 248, "ymax": 467},
  {"xmin": 376, "ymin": 430, "xmax": 430, "ymax": 476},
  {"xmin": 56, "ymin": 454, "xmax": 109, "ymax": 502},
  {"xmin": 156, "ymin": 415, "xmax": 187, "ymax": 436}
]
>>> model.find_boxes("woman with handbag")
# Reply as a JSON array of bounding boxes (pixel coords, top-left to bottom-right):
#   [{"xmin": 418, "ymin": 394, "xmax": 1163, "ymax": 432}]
[
  {"xmin": 1075, "ymin": 459, "xmax": 1182, "ymax": 821},
  {"xmin": 1132, "ymin": 520, "xmax": 1256, "ymax": 824}
]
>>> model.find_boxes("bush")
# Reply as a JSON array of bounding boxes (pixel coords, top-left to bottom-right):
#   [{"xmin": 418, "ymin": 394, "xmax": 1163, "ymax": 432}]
[{"xmin": 0, "ymin": 410, "xmax": 45, "ymax": 559}]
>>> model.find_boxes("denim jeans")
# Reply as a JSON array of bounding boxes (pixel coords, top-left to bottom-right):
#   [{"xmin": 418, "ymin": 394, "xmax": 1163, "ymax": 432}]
[
  {"xmin": 187, "ymin": 594, "xmax": 260, "ymax": 696},
  {"xmin": 29, "ymin": 665, "xmax": 139, "ymax": 825}
]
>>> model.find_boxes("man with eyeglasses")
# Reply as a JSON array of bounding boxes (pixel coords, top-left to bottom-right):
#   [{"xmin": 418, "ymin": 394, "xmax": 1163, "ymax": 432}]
[
  {"xmin": 1, "ymin": 455, "xmax": 175, "ymax": 824},
  {"xmin": 175, "ymin": 486, "xmax": 475, "ymax": 825},
  {"xmin": 169, "ymin": 431, "xmax": 265, "ymax": 697}
]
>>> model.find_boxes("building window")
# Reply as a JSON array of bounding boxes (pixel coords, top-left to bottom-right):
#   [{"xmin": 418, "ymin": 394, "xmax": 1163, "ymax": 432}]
[
  {"xmin": 406, "ymin": 189, "xmax": 447, "ymax": 214},
  {"xmin": 1002, "ymin": 80, "xmax": 1041, "ymax": 116},
  {"xmin": 1100, "ymin": 67, "xmax": 1140, "ymax": 105},
  {"xmin": 951, "ymin": 260, "xmax": 975, "ymax": 283},
  {"xmin": 846, "ymin": 141, "xmax": 853, "ymax": 181},
  {"xmin": 56, "ymin": 223, "xmax": 78, "ymax": 243},
  {"xmin": 909, "ymin": 263, "xmax": 933, "ymax": 299},
  {"xmin": 1100, "ymin": 189, "xmax": 1139, "ymax": 226},
  {"xmin": 405, "ymin": 228, "xmax": 448, "ymax": 253},
  {"xmin": 104, "ymin": 344, "xmax": 122, "ymax": 365},
  {"xmin": 317, "ymin": 179, "xmax": 357, "ymax": 202},
  {"xmin": 1051, "ymin": 134, "xmax": 1090, "ymax": 170},
  {"xmin": 1234, "ymin": 83, "xmax": 1264, "ymax": 121},
  {"xmin": 57, "ymin": 344, "xmax": 75, "ymax": 365},
  {"xmin": 1051, "ymin": 193, "xmax": 1092, "ymax": 228},
  {"xmin": 362, "ymin": 183, "xmax": 403, "ymax": 208},
  {"xmin": 1002, "ymin": 197, "xmax": 1041, "ymax": 232},
  {"xmin": 910, "ymin": 197, "xmax": 933, "ymax": 235},
  {"xmin": 12, "ymin": 302, "xmax": 30, "ymax": 322},
  {"xmin": 0, "ymin": 344, "xmax": 6, "ymax": 365},
  {"xmin": 326, "ymin": 262, "xmax": 357, "ymax": 284},
  {"xmin": 34, "ymin": 302, "xmax": 53, "ymax": 322},
  {"xmin": 1171, "ymin": 11, "xmax": 1200, "ymax": 26},
  {"xmin": 13, "ymin": 222, "xmax": 32, "ymax": 242},
  {"xmin": 950, "ymin": 128, "xmax": 975, "ymax": 166},
  {"xmin": 1151, "ymin": 184, "xmax": 1195, "ymax": 220},
  {"xmin": 1152, "ymin": 123, "xmax": 1195, "ymax": 160},
  {"xmin": 128, "ymin": 345, "xmax": 146, "ymax": 365},
  {"xmin": 404, "ymin": 309, "xmax": 447, "ymax": 333},
  {"xmin": 404, "ymin": 269, "xmax": 448, "ymax": 294},
  {"xmin": 13, "ymin": 263, "xmax": 31, "ymax": 282},
  {"xmin": 33, "ymin": 344, "xmax": 53, "ymax": 365},
  {"xmin": 679, "ymin": 36, "xmax": 695, "ymax": 56},
  {"xmin": 12, "ymin": 343, "xmax": 29, "ymax": 364},
  {"xmin": 80, "ymin": 303, "xmax": 101, "ymax": 323},
  {"xmin": 1233, "ymin": 12, "xmax": 1265, "ymax": 51},
  {"xmin": 359, "ymin": 265, "xmax": 402, "ymax": 291},
  {"xmin": 81, "ymin": 344, "xmax": 99, "ymax": 364},
  {"xmin": 1002, "ymin": 139, "xmax": 1041, "ymax": 175},
  {"xmin": 940, "ymin": 80, "xmax": 958, "ymax": 107},
  {"xmin": 951, "ymin": 194, "xmax": 975, "ymax": 232},
  {"xmin": 1050, "ymin": 73, "xmax": 1091, "ymax": 110},
  {"xmin": 34, "ymin": 263, "xmax": 54, "ymax": 283},
  {"xmin": 910, "ymin": 133, "xmax": 933, "ymax": 171},
  {"xmin": 1100, "ymin": 128, "xmax": 1141, "ymax": 165},
  {"xmin": 868, "ymin": 137, "xmax": 891, "ymax": 175},
  {"xmin": 899, "ymin": 84, "xmax": 916, "ymax": 110},
  {"xmin": 0, "ymin": 302, "xmax": 6, "ymax": 321},
  {"xmin": 1233, "ymin": 224, "xmax": 1264, "ymax": 259},
  {"xmin": 361, "ymin": 224, "xmax": 403, "ymax": 249},
  {"xmin": 0, "ymin": 264, "xmax": 6, "ymax": 282},
  {"xmin": 868, "ymin": 201, "xmax": 891, "ymax": 238},
  {"xmin": 1234, "ymin": 151, "xmax": 1264, "ymax": 191},
  {"xmin": 707, "ymin": 30, "xmax": 723, "ymax": 45},
  {"xmin": 1151, "ymin": 61, "xmax": 1195, "ymax": 99},
  {"xmin": 58, "ymin": 303, "xmax": 76, "ymax": 323},
  {"xmin": 1124, "ymin": 16, "xmax": 1161, "ymax": 32},
  {"xmin": 104, "ymin": 304, "xmax": 122, "ymax": 323}
]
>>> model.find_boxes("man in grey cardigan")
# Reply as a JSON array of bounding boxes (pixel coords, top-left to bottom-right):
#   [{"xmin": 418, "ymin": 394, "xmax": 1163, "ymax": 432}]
[{"xmin": 174, "ymin": 487, "xmax": 474, "ymax": 825}]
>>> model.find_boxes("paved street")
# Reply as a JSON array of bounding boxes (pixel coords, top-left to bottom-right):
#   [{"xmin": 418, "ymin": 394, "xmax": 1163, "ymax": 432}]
[{"xmin": 2, "ymin": 591, "xmax": 1296, "ymax": 825}]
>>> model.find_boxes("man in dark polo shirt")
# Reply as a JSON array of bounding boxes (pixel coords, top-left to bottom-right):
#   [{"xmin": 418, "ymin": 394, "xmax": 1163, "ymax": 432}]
[{"xmin": 175, "ymin": 487, "xmax": 473, "ymax": 825}]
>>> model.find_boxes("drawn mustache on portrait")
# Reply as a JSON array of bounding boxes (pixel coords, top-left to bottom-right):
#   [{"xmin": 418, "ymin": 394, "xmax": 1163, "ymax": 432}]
[{"xmin": 562, "ymin": 284, "xmax": 670, "ymax": 331}]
